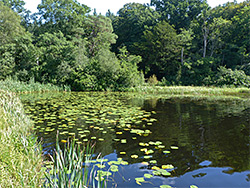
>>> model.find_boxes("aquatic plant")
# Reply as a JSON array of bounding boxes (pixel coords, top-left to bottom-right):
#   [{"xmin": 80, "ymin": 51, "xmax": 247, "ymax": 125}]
[{"xmin": 43, "ymin": 136, "xmax": 106, "ymax": 188}]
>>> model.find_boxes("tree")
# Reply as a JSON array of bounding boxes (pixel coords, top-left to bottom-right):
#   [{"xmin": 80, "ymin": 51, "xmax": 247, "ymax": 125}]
[
  {"xmin": 112, "ymin": 3, "xmax": 160, "ymax": 53},
  {"xmin": 35, "ymin": 32, "xmax": 76, "ymax": 84},
  {"xmin": 1, "ymin": 0, "xmax": 26, "ymax": 14},
  {"xmin": 84, "ymin": 15, "xmax": 117, "ymax": 57},
  {"xmin": 151, "ymin": 0, "xmax": 206, "ymax": 31},
  {"xmin": 35, "ymin": 0, "xmax": 90, "ymax": 36},
  {"xmin": 0, "ymin": 2, "xmax": 25, "ymax": 45},
  {"xmin": 0, "ymin": 2, "xmax": 36, "ymax": 80},
  {"xmin": 138, "ymin": 20, "xmax": 180, "ymax": 80}
]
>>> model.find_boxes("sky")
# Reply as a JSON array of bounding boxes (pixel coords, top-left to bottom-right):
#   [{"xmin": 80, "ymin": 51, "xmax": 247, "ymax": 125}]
[{"xmin": 23, "ymin": 0, "xmax": 245, "ymax": 15}]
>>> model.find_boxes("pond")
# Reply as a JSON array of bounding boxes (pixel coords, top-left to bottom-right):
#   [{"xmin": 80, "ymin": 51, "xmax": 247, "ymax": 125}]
[{"xmin": 20, "ymin": 92, "xmax": 250, "ymax": 188}]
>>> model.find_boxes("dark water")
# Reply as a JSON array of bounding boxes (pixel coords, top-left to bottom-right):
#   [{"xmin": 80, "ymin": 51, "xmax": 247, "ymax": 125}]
[{"xmin": 21, "ymin": 92, "xmax": 250, "ymax": 188}]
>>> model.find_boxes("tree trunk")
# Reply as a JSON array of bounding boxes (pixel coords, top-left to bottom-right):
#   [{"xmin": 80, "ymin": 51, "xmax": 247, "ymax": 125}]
[{"xmin": 181, "ymin": 47, "xmax": 184, "ymax": 65}]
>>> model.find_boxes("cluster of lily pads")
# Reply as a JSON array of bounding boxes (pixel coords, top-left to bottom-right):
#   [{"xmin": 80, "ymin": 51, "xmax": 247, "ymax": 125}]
[{"xmin": 21, "ymin": 92, "xmax": 180, "ymax": 187}]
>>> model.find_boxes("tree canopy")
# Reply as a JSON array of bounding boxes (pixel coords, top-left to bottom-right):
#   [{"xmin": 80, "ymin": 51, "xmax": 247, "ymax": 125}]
[{"xmin": 0, "ymin": 0, "xmax": 249, "ymax": 89}]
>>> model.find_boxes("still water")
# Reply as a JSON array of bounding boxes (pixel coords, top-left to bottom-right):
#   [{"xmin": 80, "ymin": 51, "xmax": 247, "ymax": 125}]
[{"xmin": 21, "ymin": 92, "xmax": 250, "ymax": 187}]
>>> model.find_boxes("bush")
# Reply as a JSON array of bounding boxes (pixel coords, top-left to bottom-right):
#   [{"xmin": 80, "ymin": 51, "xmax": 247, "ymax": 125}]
[
  {"xmin": 147, "ymin": 74, "xmax": 158, "ymax": 86},
  {"xmin": 213, "ymin": 66, "xmax": 250, "ymax": 88}
]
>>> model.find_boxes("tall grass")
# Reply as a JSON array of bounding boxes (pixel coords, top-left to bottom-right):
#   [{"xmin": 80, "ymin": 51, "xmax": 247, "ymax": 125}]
[
  {"xmin": 0, "ymin": 78, "xmax": 70, "ymax": 93},
  {"xmin": 0, "ymin": 90, "xmax": 44, "ymax": 187},
  {"xmin": 128, "ymin": 85, "xmax": 250, "ymax": 96}
]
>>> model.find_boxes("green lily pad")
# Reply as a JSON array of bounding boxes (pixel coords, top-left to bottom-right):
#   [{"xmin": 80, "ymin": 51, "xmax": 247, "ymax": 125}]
[
  {"xmin": 110, "ymin": 165, "xmax": 119, "ymax": 172},
  {"xmin": 131, "ymin": 155, "xmax": 138, "ymax": 159},
  {"xmin": 160, "ymin": 185, "xmax": 172, "ymax": 188},
  {"xmin": 149, "ymin": 160, "xmax": 157, "ymax": 164},
  {"xmin": 135, "ymin": 177, "xmax": 145, "ymax": 183},
  {"xmin": 121, "ymin": 139, "xmax": 127, "ymax": 144},
  {"xmin": 170, "ymin": 146, "xmax": 179, "ymax": 149},
  {"xmin": 190, "ymin": 185, "xmax": 198, "ymax": 188},
  {"xmin": 162, "ymin": 164, "xmax": 174, "ymax": 169},
  {"xmin": 144, "ymin": 173, "xmax": 153, "ymax": 179}
]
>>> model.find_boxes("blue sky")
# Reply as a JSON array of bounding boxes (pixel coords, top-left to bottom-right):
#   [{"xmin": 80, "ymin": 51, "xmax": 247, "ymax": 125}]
[{"xmin": 24, "ymin": 0, "xmax": 245, "ymax": 15}]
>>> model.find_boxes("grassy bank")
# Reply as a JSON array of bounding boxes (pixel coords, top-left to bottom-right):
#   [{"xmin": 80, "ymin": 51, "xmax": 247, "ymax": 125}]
[
  {"xmin": 0, "ymin": 90, "xmax": 44, "ymax": 187},
  {"xmin": 128, "ymin": 86, "xmax": 250, "ymax": 97},
  {"xmin": 0, "ymin": 78, "xmax": 70, "ymax": 93}
]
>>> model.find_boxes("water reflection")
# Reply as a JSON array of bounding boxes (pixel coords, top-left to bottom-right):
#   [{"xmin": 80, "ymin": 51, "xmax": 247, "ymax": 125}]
[{"xmin": 20, "ymin": 93, "xmax": 250, "ymax": 187}]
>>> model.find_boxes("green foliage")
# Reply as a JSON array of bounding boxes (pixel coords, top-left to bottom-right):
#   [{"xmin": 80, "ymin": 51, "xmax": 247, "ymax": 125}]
[
  {"xmin": 181, "ymin": 57, "xmax": 217, "ymax": 86},
  {"xmin": 0, "ymin": 2, "xmax": 37, "ymax": 81},
  {"xmin": 44, "ymin": 137, "xmax": 104, "ymax": 188},
  {"xmin": 0, "ymin": 78, "xmax": 68, "ymax": 93},
  {"xmin": 212, "ymin": 67, "xmax": 250, "ymax": 88},
  {"xmin": 0, "ymin": 90, "xmax": 44, "ymax": 187},
  {"xmin": 148, "ymin": 74, "xmax": 158, "ymax": 86},
  {"xmin": 117, "ymin": 47, "xmax": 144, "ymax": 89},
  {"xmin": 139, "ymin": 20, "xmax": 180, "ymax": 79},
  {"xmin": 151, "ymin": 0, "xmax": 206, "ymax": 31},
  {"xmin": 0, "ymin": 2, "xmax": 25, "ymax": 44},
  {"xmin": 113, "ymin": 3, "xmax": 160, "ymax": 53},
  {"xmin": 1, "ymin": 0, "xmax": 249, "ymax": 90},
  {"xmin": 35, "ymin": 0, "xmax": 90, "ymax": 36},
  {"xmin": 35, "ymin": 31, "xmax": 76, "ymax": 84}
]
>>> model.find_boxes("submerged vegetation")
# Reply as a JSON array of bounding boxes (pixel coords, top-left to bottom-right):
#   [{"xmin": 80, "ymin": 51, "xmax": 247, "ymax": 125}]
[{"xmin": 0, "ymin": 90, "xmax": 44, "ymax": 187}]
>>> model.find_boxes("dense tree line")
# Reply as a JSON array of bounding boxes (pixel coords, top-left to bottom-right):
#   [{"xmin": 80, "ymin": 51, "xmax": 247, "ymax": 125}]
[{"xmin": 0, "ymin": 0, "xmax": 250, "ymax": 90}]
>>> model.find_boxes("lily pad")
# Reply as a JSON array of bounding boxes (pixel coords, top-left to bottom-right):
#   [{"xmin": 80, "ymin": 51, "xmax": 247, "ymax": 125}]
[
  {"xmin": 162, "ymin": 164, "xmax": 174, "ymax": 169},
  {"xmin": 131, "ymin": 155, "xmax": 138, "ymax": 159},
  {"xmin": 170, "ymin": 146, "xmax": 179, "ymax": 150},
  {"xmin": 144, "ymin": 173, "xmax": 153, "ymax": 179}
]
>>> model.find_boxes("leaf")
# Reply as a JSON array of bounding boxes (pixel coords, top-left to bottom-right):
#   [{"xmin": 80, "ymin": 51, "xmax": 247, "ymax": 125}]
[
  {"xmin": 162, "ymin": 164, "xmax": 174, "ymax": 169},
  {"xmin": 96, "ymin": 164, "xmax": 105, "ymax": 169},
  {"xmin": 131, "ymin": 154, "xmax": 138, "ymax": 159},
  {"xmin": 170, "ymin": 146, "xmax": 179, "ymax": 149},
  {"xmin": 190, "ymin": 185, "xmax": 198, "ymax": 188},
  {"xmin": 161, "ymin": 170, "xmax": 171, "ymax": 176},
  {"xmin": 121, "ymin": 139, "xmax": 127, "ymax": 143},
  {"xmin": 149, "ymin": 160, "xmax": 157, "ymax": 164},
  {"xmin": 141, "ymin": 161, "xmax": 149, "ymax": 165},
  {"xmin": 143, "ymin": 156, "xmax": 152, "ymax": 159},
  {"xmin": 160, "ymin": 185, "xmax": 172, "ymax": 188},
  {"xmin": 135, "ymin": 177, "xmax": 145, "ymax": 182},
  {"xmin": 152, "ymin": 166, "xmax": 160, "ymax": 170},
  {"xmin": 110, "ymin": 165, "xmax": 118, "ymax": 172},
  {"xmin": 144, "ymin": 173, "xmax": 153, "ymax": 178}
]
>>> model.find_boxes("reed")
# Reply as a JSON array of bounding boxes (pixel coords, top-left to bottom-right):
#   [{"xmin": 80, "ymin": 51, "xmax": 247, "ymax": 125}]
[
  {"xmin": 0, "ymin": 90, "xmax": 44, "ymax": 187},
  {"xmin": 44, "ymin": 137, "xmax": 107, "ymax": 188},
  {"xmin": 0, "ymin": 78, "xmax": 70, "ymax": 93},
  {"xmin": 128, "ymin": 85, "xmax": 250, "ymax": 97}
]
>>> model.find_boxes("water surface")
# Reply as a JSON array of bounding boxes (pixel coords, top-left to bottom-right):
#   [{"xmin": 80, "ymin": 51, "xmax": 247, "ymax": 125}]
[{"xmin": 21, "ymin": 92, "xmax": 250, "ymax": 187}]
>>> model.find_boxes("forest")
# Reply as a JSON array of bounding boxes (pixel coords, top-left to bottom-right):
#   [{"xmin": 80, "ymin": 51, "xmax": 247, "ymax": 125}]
[{"xmin": 0, "ymin": 0, "xmax": 250, "ymax": 91}]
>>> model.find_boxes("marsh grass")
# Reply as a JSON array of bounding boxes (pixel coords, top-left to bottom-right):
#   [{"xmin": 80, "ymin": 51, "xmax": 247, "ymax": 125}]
[
  {"xmin": 44, "ymin": 137, "xmax": 107, "ymax": 188},
  {"xmin": 128, "ymin": 86, "xmax": 250, "ymax": 97},
  {"xmin": 0, "ymin": 90, "xmax": 44, "ymax": 187},
  {"xmin": 0, "ymin": 78, "xmax": 70, "ymax": 93}
]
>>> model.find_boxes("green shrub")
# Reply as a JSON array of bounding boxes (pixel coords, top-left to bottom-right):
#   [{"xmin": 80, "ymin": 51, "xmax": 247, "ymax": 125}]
[
  {"xmin": 148, "ymin": 74, "xmax": 158, "ymax": 86},
  {"xmin": 213, "ymin": 66, "xmax": 250, "ymax": 88}
]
